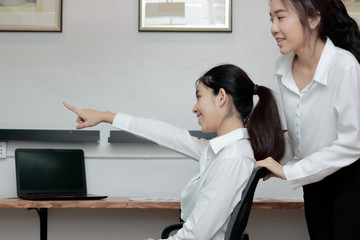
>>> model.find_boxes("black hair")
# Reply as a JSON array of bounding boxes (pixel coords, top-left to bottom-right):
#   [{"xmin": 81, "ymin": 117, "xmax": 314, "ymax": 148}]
[
  {"xmin": 197, "ymin": 64, "xmax": 285, "ymax": 161},
  {"xmin": 281, "ymin": 0, "xmax": 360, "ymax": 63}
]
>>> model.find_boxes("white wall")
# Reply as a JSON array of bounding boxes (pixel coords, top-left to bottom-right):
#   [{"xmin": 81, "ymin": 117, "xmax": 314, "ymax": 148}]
[{"xmin": 0, "ymin": 0, "xmax": 307, "ymax": 239}]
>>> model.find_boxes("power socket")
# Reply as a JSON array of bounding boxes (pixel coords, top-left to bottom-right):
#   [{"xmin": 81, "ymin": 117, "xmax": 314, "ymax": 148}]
[{"xmin": 0, "ymin": 142, "xmax": 6, "ymax": 158}]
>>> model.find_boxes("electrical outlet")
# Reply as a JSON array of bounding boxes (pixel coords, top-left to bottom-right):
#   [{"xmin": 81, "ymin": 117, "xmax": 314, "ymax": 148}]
[{"xmin": 0, "ymin": 142, "xmax": 6, "ymax": 158}]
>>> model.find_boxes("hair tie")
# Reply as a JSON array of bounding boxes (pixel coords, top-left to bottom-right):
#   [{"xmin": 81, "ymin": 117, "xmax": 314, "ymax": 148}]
[{"xmin": 253, "ymin": 84, "xmax": 259, "ymax": 95}]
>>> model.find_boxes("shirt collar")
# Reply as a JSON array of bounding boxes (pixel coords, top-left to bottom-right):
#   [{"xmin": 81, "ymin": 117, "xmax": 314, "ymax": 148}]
[
  {"xmin": 209, "ymin": 128, "xmax": 249, "ymax": 154},
  {"xmin": 275, "ymin": 52, "xmax": 294, "ymax": 78},
  {"xmin": 312, "ymin": 38, "xmax": 336, "ymax": 86},
  {"xmin": 275, "ymin": 37, "xmax": 337, "ymax": 88}
]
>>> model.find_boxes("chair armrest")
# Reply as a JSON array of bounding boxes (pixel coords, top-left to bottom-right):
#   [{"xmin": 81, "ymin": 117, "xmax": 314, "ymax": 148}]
[{"xmin": 161, "ymin": 223, "xmax": 184, "ymax": 239}]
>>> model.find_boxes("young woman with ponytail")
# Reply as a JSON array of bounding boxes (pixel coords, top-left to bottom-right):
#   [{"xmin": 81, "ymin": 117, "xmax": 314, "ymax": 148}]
[
  {"xmin": 255, "ymin": 0, "xmax": 360, "ymax": 239},
  {"xmin": 64, "ymin": 64, "xmax": 285, "ymax": 240}
]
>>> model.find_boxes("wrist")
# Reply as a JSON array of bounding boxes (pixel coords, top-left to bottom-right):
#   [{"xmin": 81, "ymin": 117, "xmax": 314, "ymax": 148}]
[{"xmin": 102, "ymin": 111, "xmax": 116, "ymax": 124}]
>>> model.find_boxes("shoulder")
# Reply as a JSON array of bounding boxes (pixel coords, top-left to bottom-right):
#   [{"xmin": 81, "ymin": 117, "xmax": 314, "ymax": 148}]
[
  {"xmin": 217, "ymin": 140, "xmax": 254, "ymax": 164},
  {"xmin": 326, "ymin": 47, "xmax": 360, "ymax": 98},
  {"xmin": 330, "ymin": 44, "xmax": 359, "ymax": 71},
  {"xmin": 328, "ymin": 47, "xmax": 360, "ymax": 88}
]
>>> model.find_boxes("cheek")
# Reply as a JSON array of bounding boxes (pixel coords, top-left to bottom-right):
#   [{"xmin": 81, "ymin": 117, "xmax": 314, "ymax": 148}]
[
  {"xmin": 285, "ymin": 19, "xmax": 303, "ymax": 38},
  {"xmin": 204, "ymin": 107, "xmax": 220, "ymax": 127}
]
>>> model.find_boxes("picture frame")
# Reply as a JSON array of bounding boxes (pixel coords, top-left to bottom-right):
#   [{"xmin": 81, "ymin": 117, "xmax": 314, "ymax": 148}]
[
  {"xmin": 139, "ymin": 0, "xmax": 232, "ymax": 32},
  {"xmin": 0, "ymin": 0, "xmax": 62, "ymax": 32}
]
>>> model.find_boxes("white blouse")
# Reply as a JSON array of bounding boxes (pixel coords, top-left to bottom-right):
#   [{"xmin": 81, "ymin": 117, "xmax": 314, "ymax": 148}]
[
  {"xmin": 112, "ymin": 113, "xmax": 255, "ymax": 240},
  {"xmin": 276, "ymin": 38, "xmax": 360, "ymax": 189}
]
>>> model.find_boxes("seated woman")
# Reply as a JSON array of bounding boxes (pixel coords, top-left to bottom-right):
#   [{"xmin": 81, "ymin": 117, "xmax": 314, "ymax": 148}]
[{"xmin": 64, "ymin": 64, "xmax": 285, "ymax": 240}]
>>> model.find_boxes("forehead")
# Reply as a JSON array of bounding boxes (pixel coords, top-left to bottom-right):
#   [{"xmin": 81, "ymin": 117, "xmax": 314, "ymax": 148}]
[
  {"xmin": 270, "ymin": 0, "xmax": 294, "ymax": 15},
  {"xmin": 196, "ymin": 82, "xmax": 205, "ymax": 91},
  {"xmin": 196, "ymin": 82, "xmax": 212, "ymax": 94},
  {"xmin": 196, "ymin": 82, "xmax": 205, "ymax": 90},
  {"xmin": 270, "ymin": 0, "xmax": 284, "ymax": 12}
]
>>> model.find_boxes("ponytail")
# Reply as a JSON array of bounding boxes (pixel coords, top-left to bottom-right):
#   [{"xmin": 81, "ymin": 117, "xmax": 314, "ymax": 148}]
[{"xmin": 247, "ymin": 86, "xmax": 285, "ymax": 161}]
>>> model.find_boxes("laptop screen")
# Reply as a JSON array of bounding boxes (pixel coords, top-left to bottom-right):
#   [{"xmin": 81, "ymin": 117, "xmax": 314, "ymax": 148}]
[{"xmin": 15, "ymin": 149, "xmax": 87, "ymax": 196}]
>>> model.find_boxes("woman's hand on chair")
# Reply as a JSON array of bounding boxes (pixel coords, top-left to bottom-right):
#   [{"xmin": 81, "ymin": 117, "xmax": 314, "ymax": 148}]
[{"xmin": 255, "ymin": 157, "xmax": 286, "ymax": 181}]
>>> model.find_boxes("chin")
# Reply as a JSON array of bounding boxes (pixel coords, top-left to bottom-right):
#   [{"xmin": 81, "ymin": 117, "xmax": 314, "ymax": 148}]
[
  {"xmin": 201, "ymin": 127, "xmax": 215, "ymax": 133},
  {"xmin": 279, "ymin": 47, "xmax": 292, "ymax": 55},
  {"xmin": 201, "ymin": 126, "xmax": 209, "ymax": 133}
]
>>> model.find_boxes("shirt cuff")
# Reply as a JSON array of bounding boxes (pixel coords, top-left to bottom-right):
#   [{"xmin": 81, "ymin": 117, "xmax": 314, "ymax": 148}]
[
  {"xmin": 112, "ymin": 113, "xmax": 133, "ymax": 131},
  {"xmin": 283, "ymin": 164, "xmax": 304, "ymax": 190}
]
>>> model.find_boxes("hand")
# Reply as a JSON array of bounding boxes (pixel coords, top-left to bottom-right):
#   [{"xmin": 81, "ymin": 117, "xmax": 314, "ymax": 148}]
[
  {"xmin": 63, "ymin": 102, "xmax": 116, "ymax": 129},
  {"xmin": 255, "ymin": 157, "xmax": 286, "ymax": 181},
  {"xmin": 146, "ymin": 238, "xmax": 154, "ymax": 240}
]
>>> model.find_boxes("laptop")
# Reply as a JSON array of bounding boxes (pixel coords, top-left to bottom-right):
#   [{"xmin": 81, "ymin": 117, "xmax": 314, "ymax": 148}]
[{"xmin": 15, "ymin": 148, "xmax": 107, "ymax": 201}]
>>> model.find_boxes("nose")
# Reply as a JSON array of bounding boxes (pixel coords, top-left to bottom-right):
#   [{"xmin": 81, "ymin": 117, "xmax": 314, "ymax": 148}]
[
  {"xmin": 192, "ymin": 104, "xmax": 197, "ymax": 114},
  {"xmin": 270, "ymin": 20, "xmax": 279, "ymax": 37}
]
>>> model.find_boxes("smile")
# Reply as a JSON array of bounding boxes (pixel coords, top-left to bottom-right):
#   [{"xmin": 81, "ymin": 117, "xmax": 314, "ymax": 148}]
[
  {"xmin": 275, "ymin": 37, "xmax": 285, "ymax": 47},
  {"xmin": 197, "ymin": 114, "xmax": 203, "ymax": 124}
]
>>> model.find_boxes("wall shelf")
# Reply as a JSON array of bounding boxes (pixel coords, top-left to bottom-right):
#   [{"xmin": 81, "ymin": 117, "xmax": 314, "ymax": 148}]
[
  {"xmin": 108, "ymin": 130, "xmax": 217, "ymax": 143},
  {"xmin": 0, "ymin": 129, "xmax": 100, "ymax": 143}
]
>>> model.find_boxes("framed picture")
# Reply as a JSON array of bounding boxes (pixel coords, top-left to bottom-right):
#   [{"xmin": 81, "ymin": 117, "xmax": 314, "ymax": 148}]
[
  {"xmin": 139, "ymin": 0, "xmax": 232, "ymax": 32},
  {"xmin": 342, "ymin": 0, "xmax": 360, "ymax": 26},
  {"xmin": 0, "ymin": 0, "xmax": 62, "ymax": 32}
]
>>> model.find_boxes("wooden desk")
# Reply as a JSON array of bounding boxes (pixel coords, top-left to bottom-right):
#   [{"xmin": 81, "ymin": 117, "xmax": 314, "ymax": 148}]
[
  {"xmin": 0, "ymin": 197, "xmax": 304, "ymax": 240},
  {"xmin": 0, "ymin": 197, "xmax": 181, "ymax": 209},
  {"xmin": 0, "ymin": 197, "xmax": 304, "ymax": 209}
]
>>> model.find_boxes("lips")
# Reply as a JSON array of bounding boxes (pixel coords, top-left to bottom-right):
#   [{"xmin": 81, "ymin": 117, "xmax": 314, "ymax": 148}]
[
  {"xmin": 197, "ymin": 114, "xmax": 202, "ymax": 125},
  {"xmin": 276, "ymin": 37, "xmax": 285, "ymax": 46}
]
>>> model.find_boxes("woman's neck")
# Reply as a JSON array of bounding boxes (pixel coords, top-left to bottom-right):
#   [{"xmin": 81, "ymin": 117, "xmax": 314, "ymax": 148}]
[
  {"xmin": 292, "ymin": 37, "xmax": 326, "ymax": 92},
  {"xmin": 296, "ymin": 37, "xmax": 325, "ymax": 67},
  {"xmin": 217, "ymin": 115, "xmax": 244, "ymax": 136}
]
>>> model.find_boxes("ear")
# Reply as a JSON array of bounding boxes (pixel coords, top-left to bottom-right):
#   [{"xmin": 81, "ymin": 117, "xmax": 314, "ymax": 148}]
[
  {"xmin": 308, "ymin": 14, "xmax": 321, "ymax": 30},
  {"xmin": 218, "ymin": 88, "xmax": 227, "ymax": 107}
]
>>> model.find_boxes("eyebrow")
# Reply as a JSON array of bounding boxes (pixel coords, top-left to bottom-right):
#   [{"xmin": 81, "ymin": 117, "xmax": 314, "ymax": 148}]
[{"xmin": 269, "ymin": 9, "xmax": 288, "ymax": 16}]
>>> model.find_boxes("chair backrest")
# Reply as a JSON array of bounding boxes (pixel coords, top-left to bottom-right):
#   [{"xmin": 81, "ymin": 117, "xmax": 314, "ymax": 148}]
[{"xmin": 224, "ymin": 167, "xmax": 267, "ymax": 240}]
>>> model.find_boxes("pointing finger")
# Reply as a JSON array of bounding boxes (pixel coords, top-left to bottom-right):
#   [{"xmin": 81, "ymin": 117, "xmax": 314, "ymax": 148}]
[{"xmin": 63, "ymin": 102, "xmax": 80, "ymax": 115}]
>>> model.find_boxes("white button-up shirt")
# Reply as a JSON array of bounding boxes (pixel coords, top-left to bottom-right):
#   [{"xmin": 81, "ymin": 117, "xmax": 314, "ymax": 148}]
[
  {"xmin": 276, "ymin": 38, "xmax": 360, "ymax": 189},
  {"xmin": 112, "ymin": 113, "xmax": 255, "ymax": 240}
]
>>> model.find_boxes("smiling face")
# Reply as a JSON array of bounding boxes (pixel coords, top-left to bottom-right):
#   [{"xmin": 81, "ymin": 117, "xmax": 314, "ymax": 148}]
[
  {"xmin": 270, "ymin": 0, "xmax": 307, "ymax": 55},
  {"xmin": 192, "ymin": 82, "xmax": 222, "ymax": 133}
]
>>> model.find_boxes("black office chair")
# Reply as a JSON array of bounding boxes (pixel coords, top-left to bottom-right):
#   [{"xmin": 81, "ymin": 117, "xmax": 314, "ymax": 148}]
[{"xmin": 160, "ymin": 167, "xmax": 267, "ymax": 240}]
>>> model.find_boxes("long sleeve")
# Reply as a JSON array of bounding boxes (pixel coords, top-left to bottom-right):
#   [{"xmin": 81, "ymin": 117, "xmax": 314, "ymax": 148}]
[
  {"xmin": 112, "ymin": 113, "xmax": 208, "ymax": 161},
  {"xmin": 283, "ymin": 55, "xmax": 360, "ymax": 189}
]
